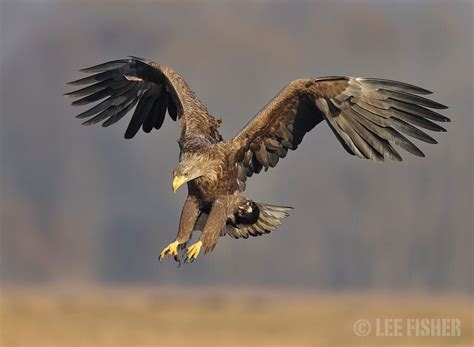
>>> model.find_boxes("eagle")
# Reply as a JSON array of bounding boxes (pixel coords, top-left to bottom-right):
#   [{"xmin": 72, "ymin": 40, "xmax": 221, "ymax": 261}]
[{"xmin": 65, "ymin": 57, "xmax": 449, "ymax": 263}]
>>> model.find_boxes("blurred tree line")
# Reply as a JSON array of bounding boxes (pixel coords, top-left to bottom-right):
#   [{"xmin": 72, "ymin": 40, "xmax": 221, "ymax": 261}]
[{"xmin": 1, "ymin": 1, "xmax": 472, "ymax": 292}]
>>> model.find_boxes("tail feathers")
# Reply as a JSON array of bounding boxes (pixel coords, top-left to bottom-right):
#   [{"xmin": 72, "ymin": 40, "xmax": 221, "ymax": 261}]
[{"xmin": 225, "ymin": 203, "xmax": 293, "ymax": 239}]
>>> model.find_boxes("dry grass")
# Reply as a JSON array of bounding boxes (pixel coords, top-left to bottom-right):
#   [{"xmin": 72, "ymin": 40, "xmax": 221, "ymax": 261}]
[{"xmin": 0, "ymin": 287, "xmax": 472, "ymax": 347}]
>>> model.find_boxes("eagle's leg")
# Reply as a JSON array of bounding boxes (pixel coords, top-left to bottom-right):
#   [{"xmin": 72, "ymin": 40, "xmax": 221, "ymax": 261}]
[
  {"xmin": 159, "ymin": 195, "xmax": 200, "ymax": 263},
  {"xmin": 184, "ymin": 198, "xmax": 229, "ymax": 263}
]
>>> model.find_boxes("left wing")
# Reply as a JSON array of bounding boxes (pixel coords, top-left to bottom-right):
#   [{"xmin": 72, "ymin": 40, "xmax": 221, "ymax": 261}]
[
  {"xmin": 231, "ymin": 77, "xmax": 449, "ymax": 190},
  {"xmin": 65, "ymin": 57, "xmax": 221, "ymax": 141}
]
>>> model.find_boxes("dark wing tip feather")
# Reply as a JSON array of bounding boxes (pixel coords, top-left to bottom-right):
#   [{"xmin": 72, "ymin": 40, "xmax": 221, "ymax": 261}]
[
  {"xmin": 413, "ymin": 149, "xmax": 426, "ymax": 158},
  {"xmin": 66, "ymin": 70, "xmax": 117, "ymax": 86},
  {"xmin": 441, "ymin": 115, "xmax": 451, "ymax": 123},
  {"xmin": 79, "ymin": 59, "xmax": 131, "ymax": 73},
  {"xmin": 357, "ymin": 77, "xmax": 433, "ymax": 95},
  {"xmin": 379, "ymin": 89, "xmax": 448, "ymax": 110}
]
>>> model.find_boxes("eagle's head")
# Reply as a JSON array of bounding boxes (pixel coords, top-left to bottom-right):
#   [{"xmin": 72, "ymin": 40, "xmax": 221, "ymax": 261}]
[{"xmin": 172, "ymin": 158, "xmax": 206, "ymax": 192}]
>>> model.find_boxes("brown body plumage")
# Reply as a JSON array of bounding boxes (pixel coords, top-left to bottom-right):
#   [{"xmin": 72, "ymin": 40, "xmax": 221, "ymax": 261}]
[{"xmin": 66, "ymin": 57, "xmax": 449, "ymax": 263}]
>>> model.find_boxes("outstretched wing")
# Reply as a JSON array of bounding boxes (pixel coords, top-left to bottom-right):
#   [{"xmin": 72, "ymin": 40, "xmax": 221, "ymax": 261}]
[
  {"xmin": 65, "ymin": 56, "xmax": 221, "ymax": 141},
  {"xmin": 231, "ymin": 77, "xmax": 449, "ymax": 190}
]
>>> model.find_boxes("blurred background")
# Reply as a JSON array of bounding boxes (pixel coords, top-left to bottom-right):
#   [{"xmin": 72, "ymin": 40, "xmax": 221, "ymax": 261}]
[{"xmin": 1, "ymin": 1, "xmax": 472, "ymax": 346}]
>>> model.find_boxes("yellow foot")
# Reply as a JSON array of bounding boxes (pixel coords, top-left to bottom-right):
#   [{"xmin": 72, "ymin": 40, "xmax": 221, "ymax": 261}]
[
  {"xmin": 159, "ymin": 240, "xmax": 181, "ymax": 263},
  {"xmin": 184, "ymin": 241, "xmax": 203, "ymax": 263}
]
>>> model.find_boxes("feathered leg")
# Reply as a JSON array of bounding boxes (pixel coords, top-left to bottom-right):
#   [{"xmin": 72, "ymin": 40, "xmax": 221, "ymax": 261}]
[
  {"xmin": 159, "ymin": 195, "xmax": 200, "ymax": 263},
  {"xmin": 184, "ymin": 198, "xmax": 229, "ymax": 263}
]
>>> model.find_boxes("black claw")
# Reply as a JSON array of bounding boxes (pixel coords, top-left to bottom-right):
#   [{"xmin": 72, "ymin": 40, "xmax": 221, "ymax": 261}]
[
  {"xmin": 184, "ymin": 255, "xmax": 192, "ymax": 264},
  {"xmin": 159, "ymin": 248, "xmax": 171, "ymax": 263}
]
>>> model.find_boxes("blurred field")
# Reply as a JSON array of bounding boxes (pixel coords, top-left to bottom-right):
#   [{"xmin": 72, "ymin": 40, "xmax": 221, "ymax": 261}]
[{"xmin": 1, "ymin": 287, "xmax": 472, "ymax": 347}]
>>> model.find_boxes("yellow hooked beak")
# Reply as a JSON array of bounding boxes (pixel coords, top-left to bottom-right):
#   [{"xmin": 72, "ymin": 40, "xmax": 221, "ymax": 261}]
[{"xmin": 172, "ymin": 175, "xmax": 187, "ymax": 192}]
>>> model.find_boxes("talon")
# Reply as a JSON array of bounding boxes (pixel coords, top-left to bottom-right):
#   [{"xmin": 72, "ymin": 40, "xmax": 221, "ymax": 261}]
[
  {"xmin": 159, "ymin": 240, "xmax": 180, "ymax": 262},
  {"xmin": 184, "ymin": 241, "xmax": 202, "ymax": 263}
]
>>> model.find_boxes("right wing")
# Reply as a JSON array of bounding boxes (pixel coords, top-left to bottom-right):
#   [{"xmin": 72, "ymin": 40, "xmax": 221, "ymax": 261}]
[{"xmin": 65, "ymin": 56, "xmax": 221, "ymax": 141}]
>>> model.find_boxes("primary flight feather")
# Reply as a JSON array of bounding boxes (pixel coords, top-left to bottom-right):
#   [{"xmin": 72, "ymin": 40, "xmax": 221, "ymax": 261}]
[{"xmin": 65, "ymin": 57, "xmax": 449, "ymax": 263}]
